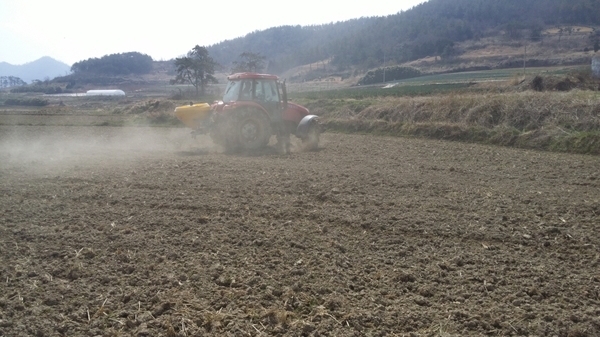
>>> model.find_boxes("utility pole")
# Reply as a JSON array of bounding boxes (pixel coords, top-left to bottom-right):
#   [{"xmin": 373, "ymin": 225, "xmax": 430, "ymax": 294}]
[
  {"xmin": 523, "ymin": 44, "xmax": 527, "ymax": 77},
  {"xmin": 383, "ymin": 50, "xmax": 386, "ymax": 83}
]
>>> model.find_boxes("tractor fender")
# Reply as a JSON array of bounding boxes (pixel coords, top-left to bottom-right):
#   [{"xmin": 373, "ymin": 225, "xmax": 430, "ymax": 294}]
[{"xmin": 296, "ymin": 115, "xmax": 320, "ymax": 138}]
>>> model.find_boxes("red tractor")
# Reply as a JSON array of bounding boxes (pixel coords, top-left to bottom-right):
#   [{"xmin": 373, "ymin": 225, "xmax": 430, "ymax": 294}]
[{"xmin": 174, "ymin": 72, "xmax": 320, "ymax": 152}]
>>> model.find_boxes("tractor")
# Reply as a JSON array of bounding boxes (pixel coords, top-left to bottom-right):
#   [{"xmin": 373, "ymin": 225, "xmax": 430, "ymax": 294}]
[{"xmin": 174, "ymin": 72, "xmax": 320, "ymax": 152}]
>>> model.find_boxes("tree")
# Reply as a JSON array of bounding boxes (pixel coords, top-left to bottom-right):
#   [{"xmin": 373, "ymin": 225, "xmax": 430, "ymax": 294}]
[
  {"xmin": 591, "ymin": 30, "xmax": 600, "ymax": 52},
  {"xmin": 231, "ymin": 52, "xmax": 266, "ymax": 73},
  {"xmin": 71, "ymin": 52, "xmax": 153, "ymax": 76},
  {"xmin": 0, "ymin": 76, "xmax": 27, "ymax": 88},
  {"xmin": 172, "ymin": 45, "xmax": 218, "ymax": 97},
  {"xmin": 505, "ymin": 21, "xmax": 524, "ymax": 40},
  {"xmin": 530, "ymin": 23, "xmax": 544, "ymax": 42}
]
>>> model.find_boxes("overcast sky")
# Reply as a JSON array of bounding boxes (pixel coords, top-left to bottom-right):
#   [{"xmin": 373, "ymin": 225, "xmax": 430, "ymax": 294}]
[{"xmin": 1, "ymin": 0, "xmax": 426, "ymax": 66}]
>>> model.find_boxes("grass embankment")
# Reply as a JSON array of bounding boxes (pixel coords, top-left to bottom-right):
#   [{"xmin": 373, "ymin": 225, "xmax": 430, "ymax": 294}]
[
  {"xmin": 0, "ymin": 95, "xmax": 183, "ymax": 127},
  {"xmin": 295, "ymin": 78, "xmax": 600, "ymax": 155}
]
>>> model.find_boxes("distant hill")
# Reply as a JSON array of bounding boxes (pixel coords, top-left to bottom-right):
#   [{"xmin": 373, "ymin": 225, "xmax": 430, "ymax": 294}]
[
  {"xmin": 0, "ymin": 57, "xmax": 71, "ymax": 84},
  {"xmin": 207, "ymin": 0, "xmax": 600, "ymax": 76}
]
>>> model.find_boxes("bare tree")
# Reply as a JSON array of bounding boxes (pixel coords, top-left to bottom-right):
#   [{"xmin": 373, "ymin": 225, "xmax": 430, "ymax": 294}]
[
  {"xmin": 172, "ymin": 45, "xmax": 218, "ymax": 97},
  {"xmin": 231, "ymin": 52, "xmax": 266, "ymax": 73}
]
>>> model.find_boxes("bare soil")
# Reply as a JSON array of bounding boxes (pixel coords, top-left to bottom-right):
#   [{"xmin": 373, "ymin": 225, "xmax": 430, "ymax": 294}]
[{"xmin": 1, "ymin": 126, "xmax": 599, "ymax": 337}]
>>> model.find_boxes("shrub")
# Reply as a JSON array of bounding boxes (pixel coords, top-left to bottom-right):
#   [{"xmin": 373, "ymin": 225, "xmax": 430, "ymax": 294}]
[
  {"xmin": 555, "ymin": 78, "xmax": 575, "ymax": 91},
  {"xmin": 10, "ymin": 86, "xmax": 63, "ymax": 94},
  {"xmin": 358, "ymin": 66, "xmax": 422, "ymax": 85},
  {"xmin": 4, "ymin": 98, "xmax": 49, "ymax": 106},
  {"xmin": 531, "ymin": 76, "xmax": 544, "ymax": 91}
]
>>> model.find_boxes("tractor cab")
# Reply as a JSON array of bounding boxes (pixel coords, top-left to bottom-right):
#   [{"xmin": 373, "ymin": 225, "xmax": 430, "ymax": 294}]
[{"xmin": 222, "ymin": 73, "xmax": 287, "ymax": 118}]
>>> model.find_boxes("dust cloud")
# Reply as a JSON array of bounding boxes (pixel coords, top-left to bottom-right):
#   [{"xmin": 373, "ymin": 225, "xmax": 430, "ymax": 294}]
[{"xmin": 0, "ymin": 126, "xmax": 214, "ymax": 173}]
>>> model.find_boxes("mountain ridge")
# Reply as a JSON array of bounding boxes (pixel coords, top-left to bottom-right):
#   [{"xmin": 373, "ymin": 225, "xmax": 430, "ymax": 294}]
[{"xmin": 0, "ymin": 56, "xmax": 71, "ymax": 84}]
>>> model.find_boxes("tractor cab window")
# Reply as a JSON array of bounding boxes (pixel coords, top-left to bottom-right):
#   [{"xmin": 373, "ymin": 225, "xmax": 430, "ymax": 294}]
[
  {"xmin": 253, "ymin": 80, "xmax": 278, "ymax": 102},
  {"xmin": 222, "ymin": 78, "xmax": 279, "ymax": 103},
  {"xmin": 261, "ymin": 80, "xmax": 279, "ymax": 102},
  {"xmin": 239, "ymin": 80, "xmax": 253, "ymax": 101},
  {"xmin": 254, "ymin": 80, "xmax": 265, "ymax": 101},
  {"xmin": 223, "ymin": 80, "xmax": 243, "ymax": 102}
]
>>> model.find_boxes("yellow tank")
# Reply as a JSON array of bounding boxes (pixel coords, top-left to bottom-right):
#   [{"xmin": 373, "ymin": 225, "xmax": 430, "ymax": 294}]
[{"xmin": 174, "ymin": 103, "xmax": 212, "ymax": 129}]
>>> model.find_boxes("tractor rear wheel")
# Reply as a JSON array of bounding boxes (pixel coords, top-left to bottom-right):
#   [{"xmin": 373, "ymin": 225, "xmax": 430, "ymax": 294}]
[{"xmin": 235, "ymin": 108, "xmax": 272, "ymax": 151}]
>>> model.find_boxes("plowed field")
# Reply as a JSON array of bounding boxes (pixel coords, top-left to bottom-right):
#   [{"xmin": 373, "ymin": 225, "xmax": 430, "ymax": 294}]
[{"xmin": 1, "ymin": 126, "xmax": 599, "ymax": 336}]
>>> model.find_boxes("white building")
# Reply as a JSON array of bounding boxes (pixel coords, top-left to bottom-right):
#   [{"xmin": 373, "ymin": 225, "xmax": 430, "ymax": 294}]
[{"xmin": 86, "ymin": 89, "xmax": 125, "ymax": 96}]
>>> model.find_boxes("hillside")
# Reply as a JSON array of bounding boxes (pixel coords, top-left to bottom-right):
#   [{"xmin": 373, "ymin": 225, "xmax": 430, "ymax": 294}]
[
  {"xmin": 207, "ymin": 0, "xmax": 600, "ymax": 78},
  {"xmin": 0, "ymin": 57, "xmax": 71, "ymax": 84}
]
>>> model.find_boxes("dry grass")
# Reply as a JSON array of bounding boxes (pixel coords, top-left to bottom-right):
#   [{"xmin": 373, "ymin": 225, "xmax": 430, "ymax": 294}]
[
  {"xmin": 318, "ymin": 80, "xmax": 600, "ymax": 154},
  {"xmin": 323, "ymin": 89, "xmax": 599, "ymax": 128}
]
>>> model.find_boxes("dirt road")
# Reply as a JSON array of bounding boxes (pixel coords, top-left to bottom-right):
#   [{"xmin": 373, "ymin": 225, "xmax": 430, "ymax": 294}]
[{"xmin": 1, "ymin": 126, "xmax": 599, "ymax": 336}]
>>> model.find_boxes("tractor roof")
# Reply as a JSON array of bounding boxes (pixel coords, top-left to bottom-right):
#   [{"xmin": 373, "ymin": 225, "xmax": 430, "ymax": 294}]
[{"xmin": 227, "ymin": 72, "xmax": 279, "ymax": 81}]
